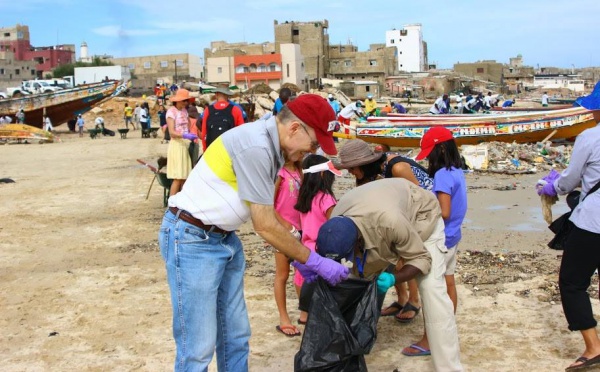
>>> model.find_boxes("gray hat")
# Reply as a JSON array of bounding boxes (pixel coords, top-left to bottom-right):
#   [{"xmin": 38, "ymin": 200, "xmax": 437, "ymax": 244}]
[
  {"xmin": 336, "ymin": 139, "xmax": 383, "ymax": 169},
  {"xmin": 214, "ymin": 87, "xmax": 234, "ymax": 96}
]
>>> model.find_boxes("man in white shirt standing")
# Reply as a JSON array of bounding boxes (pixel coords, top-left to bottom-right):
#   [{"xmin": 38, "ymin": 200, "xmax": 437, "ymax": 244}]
[
  {"xmin": 43, "ymin": 115, "xmax": 53, "ymax": 132},
  {"xmin": 542, "ymin": 92, "xmax": 549, "ymax": 107}
]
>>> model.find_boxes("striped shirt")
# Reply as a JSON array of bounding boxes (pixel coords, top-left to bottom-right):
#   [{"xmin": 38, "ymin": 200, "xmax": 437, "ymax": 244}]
[{"xmin": 169, "ymin": 116, "xmax": 284, "ymax": 231}]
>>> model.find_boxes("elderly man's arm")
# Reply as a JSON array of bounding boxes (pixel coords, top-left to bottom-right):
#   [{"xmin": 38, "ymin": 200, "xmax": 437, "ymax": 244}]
[{"xmin": 250, "ymin": 203, "xmax": 310, "ymax": 263}]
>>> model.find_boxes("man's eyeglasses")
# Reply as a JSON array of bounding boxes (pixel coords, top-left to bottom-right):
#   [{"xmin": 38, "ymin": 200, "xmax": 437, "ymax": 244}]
[{"xmin": 300, "ymin": 124, "xmax": 320, "ymax": 151}]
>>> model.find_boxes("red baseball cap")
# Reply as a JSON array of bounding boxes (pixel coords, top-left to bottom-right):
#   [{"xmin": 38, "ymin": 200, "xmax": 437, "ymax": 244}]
[
  {"xmin": 415, "ymin": 126, "xmax": 454, "ymax": 160},
  {"xmin": 286, "ymin": 94, "xmax": 338, "ymax": 155}
]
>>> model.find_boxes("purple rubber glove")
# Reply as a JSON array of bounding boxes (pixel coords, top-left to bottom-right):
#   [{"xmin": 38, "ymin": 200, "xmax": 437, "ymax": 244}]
[
  {"xmin": 538, "ymin": 182, "xmax": 557, "ymax": 197},
  {"xmin": 542, "ymin": 169, "xmax": 560, "ymax": 184},
  {"xmin": 292, "ymin": 260, "xmax": 318, "ymax": 283},
  {"xmin": 182, "ymin": 132, "xmax": 198, "ymax": 140},
  {"xmin": 536, "ymin": 169, "xmax": 560, "ymax": 196},
  {"xmin": 305, "ymin": 251, "xmax": 349, "ymax": 286}
]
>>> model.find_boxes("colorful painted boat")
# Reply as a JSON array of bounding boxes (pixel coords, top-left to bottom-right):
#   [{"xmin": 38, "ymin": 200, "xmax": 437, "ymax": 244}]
[
  {"xmin": 0, "ymin": 80, "xmax": 127, "ymax": 128},
  {"xmin": 0, "ymin": 123, "xmax": 57, "ymax": 143},
  {"xmin": 345, "ymin": 107, "xmax": 599, "ymax": 147}
]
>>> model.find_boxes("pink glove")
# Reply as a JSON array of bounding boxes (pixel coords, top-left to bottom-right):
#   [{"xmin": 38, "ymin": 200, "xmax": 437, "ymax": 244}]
[
  {"xmin": 182, "ymin": 133, "xmax": 198, "ymax": 140},
  {"xmin": 293, "ymin": 251, "xmax": 349, "ymax": 286}
]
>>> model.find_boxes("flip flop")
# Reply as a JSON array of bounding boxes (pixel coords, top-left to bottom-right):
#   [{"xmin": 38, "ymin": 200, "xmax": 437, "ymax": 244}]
[
  {"xmin": 381, "ymin": 301, "xmax": 403, "ymax": 317},
  {"xmin": 401, "ymin": 344, "xmax": 431, "ymax": 357},
  {"xmin": 395, "ymin": 302, "xmax": 421, "ymax": 323},
  {"xmin": 297, "ymin": 319, "xmax": 307, "ymax": 325},
  {"xmin": 566, "ymin": 354, "xmax": 600, "ymax": 370},
  {"xmin": 276, "ymin": 324, "xmax": 301, "ymax": 337}
]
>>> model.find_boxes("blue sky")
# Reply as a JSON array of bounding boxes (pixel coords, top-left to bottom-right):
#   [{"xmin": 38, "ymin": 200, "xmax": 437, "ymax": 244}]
[{"xmin": 1, "ymin": 0, "xmax": 598, "ymax": 69}]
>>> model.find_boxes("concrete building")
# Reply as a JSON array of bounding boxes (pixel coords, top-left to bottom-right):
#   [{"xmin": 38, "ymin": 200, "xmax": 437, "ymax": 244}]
[
  {"xmin": 0, "ymin": 50, "xmax": 37, "ymax": 90},
  {"xmin": 533, "ymin": 74, "xmax": 585, "ymax": 92},
  {"xmin": 110, "ymin": 53, "xmax": 203, "ymax": 85},
  {"xmin": 204, "ymin": 40, "xmax": 305, "ymax": 90},
  {"xmin": 274, "ymin": 20, "xmax": 329, "ymax": 87},
  {"xmin": 327, "ymin": 43, "xmax": 397, "ymax": 98},
  {"xmin": 0, "ymin": 24, "xmax": 75, "ymax": 78},
  {"xmin": 385, "ymin": 24, "xmax": 427, "ymax": 72},
  {"xmin": 453, "ymin": 60, "xmax": 504, "ymax": 85}
]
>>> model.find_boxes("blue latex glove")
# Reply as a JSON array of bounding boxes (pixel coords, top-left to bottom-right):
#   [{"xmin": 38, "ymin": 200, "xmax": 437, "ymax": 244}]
[
  {"xmin": 292, "ymin": 260, "xmax": 318, "ymax": 283},
  {"xmin": 182, "ymin": 132, "xmax": 198, "ymax": 140},
  {"xmin": 293, "ymin": 251, "xmax": 349, "ymax": 285},
  {"xmin": 538, "ymin": 182, "xmax": 557, "ymax": 197},
  {"xmin": 377, "ymin": 272, "xmax": 396, "ymax": 294}
]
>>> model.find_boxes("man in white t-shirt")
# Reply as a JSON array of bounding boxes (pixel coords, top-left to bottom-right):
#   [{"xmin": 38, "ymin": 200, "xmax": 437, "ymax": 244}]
[
  {"xmin": 542, "ymin": 92, "xmax": 549, "ymax": 107},
  {"xmin": 429, "ymin": 94, "xmax": 448, "ymax": 114},
  {"xmin": 43, "ymin": 115, "xmax": 53, "ymax": 132},
  {"xmin": 338, "ymin": 101, "xmax": 364, "ymax": 125}
]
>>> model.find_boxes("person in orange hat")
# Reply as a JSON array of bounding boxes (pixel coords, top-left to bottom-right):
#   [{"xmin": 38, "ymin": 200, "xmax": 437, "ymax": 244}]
[
  {"xmin": 166, "ymin": 89, "xmax": 198, "ymax": 196},
  {"xmin": 159, "ymin": 94, "xmax": 348, "ymax": 371},
  {"xmin": 402, "ymin": 127, "xmax": 467, "ymax": 360}
]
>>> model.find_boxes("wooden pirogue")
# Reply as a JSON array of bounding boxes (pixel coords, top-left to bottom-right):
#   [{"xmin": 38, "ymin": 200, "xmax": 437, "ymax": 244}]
[
  {"xmin": 0, "ymin": 80, "xmax": 126, "ymax": 128},
  {"xmin": 338, "ymin": 107, "xmax": 599, "ymax": 147}
]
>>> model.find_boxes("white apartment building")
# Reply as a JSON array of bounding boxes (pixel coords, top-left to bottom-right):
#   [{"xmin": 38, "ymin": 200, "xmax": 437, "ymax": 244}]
[
  {"xmin": 385, "ymin": 24, "xmax": 426, "ymax": 72},
  {"xmin": 533, "ymin": 74, "xmax": 585, "ymax": 93}
]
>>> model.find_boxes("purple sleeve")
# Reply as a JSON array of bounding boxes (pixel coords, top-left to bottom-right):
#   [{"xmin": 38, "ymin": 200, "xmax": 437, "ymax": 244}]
[{"xmin": 432, "ymin": 168, "xmax": 453, "ymax": 195}]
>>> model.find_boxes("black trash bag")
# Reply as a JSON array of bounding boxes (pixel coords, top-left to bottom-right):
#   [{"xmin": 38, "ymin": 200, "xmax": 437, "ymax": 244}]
[{"xmin": 294, "ymin": 278, "xmax": 379, "ymax": 372}]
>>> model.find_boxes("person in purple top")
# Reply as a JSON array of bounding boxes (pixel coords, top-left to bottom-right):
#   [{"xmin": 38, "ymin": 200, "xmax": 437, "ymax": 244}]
[
  {"xmin": 392, "ymin": 101, "xmax": 407, "ymax": 113},
  {"xmin": 402, "ymin": 126, "xmax": 467, "ymax": 358}
]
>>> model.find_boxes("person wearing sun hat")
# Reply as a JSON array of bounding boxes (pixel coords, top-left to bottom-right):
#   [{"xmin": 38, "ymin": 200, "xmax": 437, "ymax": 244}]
[
  {"xmin": 313, "ymin": 178, "xmax": 463, "ymax": 372},
  {"xmin": 165, "ymin": 88, "xmax": 198, "ymax": 196},
  {"xmin": 159, "ymin": 93, "xmax": 347, "ymax": 371}
]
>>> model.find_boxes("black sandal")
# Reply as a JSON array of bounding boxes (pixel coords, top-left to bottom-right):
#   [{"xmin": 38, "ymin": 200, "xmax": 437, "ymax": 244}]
[{"xmin": 380, "ymin": 301, "xmax": 403, "ymax": 317}]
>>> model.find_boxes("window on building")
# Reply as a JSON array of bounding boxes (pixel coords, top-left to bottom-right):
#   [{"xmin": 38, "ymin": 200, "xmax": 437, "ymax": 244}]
[
  {"xmin": 293, "ymin": 29, "xmax": 299, "ymax": 36},
  {"xmin": 344, "ymin": 60, "xmax": 352, "ymax": 67},
  {"xmin": 400, "ymin": 30, "xmax": 407, "ymax": 36},
  {"xmin": 249, "ymin": 63, "xmax": 257, "ymax": 73},
  {"xmin": 143, "ymin": 62, "xmax": 151, "ymax": 69},
  {"xmin": 332, "ymin": 60, "xmax": 339, "ymax": 66},
  {"xmin": 399, "ymin": 51, "xmax": 402, "ymax": 54},
  {"xmin": 3, "ymin": 33, "xmax": 9, "ymax": 37},
  {"xmin": 258, "ymin": 63, "xmax": 267, "ymax": 72},
  {"xmin": 269, "ymin": 63, "xmax": 279, "ymax": 72},
  {"xmin": 128, "ymin": 63, "xmax": 135, "ymax": 70},
  {"xmin": 286, "ymin": 64, "xmax": 290, "ymax": 78},
  {"xmin": 31, "ymin": 69, "xmax": 35, "ymax": 76},
  {"xmin": 0, "ymin": 68, "xmax": 3, "ymax": 74},
  {"xmin": 217, "ymin": 67, "xmax": 222, "ymax": 74},
  {"xmin": 369, "ymin": 60, "xmax": 377, "ymax": 66},
  {"xmin": 160, "ymin": 61, "xmax": 168, "ymax": 68},
  {"xmin": 366, "ymin": 86, "xmax": 370, "ymax": 92},
  {"xmin": 390, "ymin": 39, "xmax": 394, "ymax": 44},
  {"xmin": 176, "ymin": 59, "xmax": 184, "ymax": 67},
  {"xmin": 15, "ymin": 69, "xmax": 19, "ymax": 75},
  {"xmin": 477, "ymin": 68, "xmax": 484, "ymax": 73}
]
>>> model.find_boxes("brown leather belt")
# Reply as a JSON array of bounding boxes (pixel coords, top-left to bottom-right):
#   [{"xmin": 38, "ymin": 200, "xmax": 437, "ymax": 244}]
[{"xmin": 169, "ymin": 207, "xmax": 230, "ymax": 235}]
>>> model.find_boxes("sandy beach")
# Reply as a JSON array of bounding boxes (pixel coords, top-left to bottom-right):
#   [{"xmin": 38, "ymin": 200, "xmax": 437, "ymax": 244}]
[{"xmin": 1, "ymin": 119, "xmax": 599, "ymax": 372}]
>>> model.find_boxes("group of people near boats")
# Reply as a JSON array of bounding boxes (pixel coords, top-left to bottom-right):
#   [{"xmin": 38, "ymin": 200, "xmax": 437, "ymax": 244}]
[{"xmin": 154, "ymin": 85, "xmax": 600, "ymax": 372}]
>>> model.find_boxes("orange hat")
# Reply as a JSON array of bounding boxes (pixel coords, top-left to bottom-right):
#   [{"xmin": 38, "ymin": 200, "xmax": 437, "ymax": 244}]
[{"xmin": 170, "ymin": 89, "xmax": 192, "ymax": 102}]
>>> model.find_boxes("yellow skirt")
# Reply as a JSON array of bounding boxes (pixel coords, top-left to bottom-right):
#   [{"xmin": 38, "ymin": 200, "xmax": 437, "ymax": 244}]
[{"xmin": 167, "ymin": 138, "xmax": 192, "ymax": 179}]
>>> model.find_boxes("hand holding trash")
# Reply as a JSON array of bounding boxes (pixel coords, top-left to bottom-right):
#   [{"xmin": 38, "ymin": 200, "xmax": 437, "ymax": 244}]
[
  {"xmin": 536, "ymin": 169, "xmax": 560, "ymax": 197},
  {"xmin": 182, "ymin": 133, "xmax": 198, "ymax": 141},
  {"xmin": 377, "ymin": 272, "xmax": 396, "ymax": 294},
  {"xmin": 292, "ymin": 251, "xmax": 349, "ymax": 286}
]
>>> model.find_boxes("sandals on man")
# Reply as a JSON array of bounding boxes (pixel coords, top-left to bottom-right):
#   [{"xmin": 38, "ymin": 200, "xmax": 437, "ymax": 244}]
[
  {"xmin": 566, "ymin": 354, "xmax": 600, "ymax": 370},
  {"xmin": 401, "ymin": 344, "xmax": 431, "ymax": 357},
  {"xmin": 395, "ymin": 302, "xmax": 421, "ymax": 323},
  {"xmin": 381, "ymin": 301, "xmax": 403, "ymax": 317}
]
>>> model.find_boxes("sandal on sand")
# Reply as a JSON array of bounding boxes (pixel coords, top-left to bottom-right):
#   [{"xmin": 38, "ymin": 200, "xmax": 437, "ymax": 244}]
[
  {"xmin": 402, "ymin": 344, "xmax": 431, "ymax": 357},
  {"xmin": 566, "ymin": 354, "xmax": 600, "ymax": 370},
  {"xmin": 395, "ymin": 302, "xmax": 420, "ymax": 323},
  {"xmin": 276, "ymin": 325, "xmax": 301, "ymax": 337},
  {"xmin": 381, "ymin": 301, "xmax": 403, "ymax": 317}
]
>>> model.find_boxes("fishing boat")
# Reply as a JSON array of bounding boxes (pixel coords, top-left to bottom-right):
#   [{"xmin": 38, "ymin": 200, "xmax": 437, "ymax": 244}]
[
  {"xmin": 337, "ymin": 107, "xmax": 599, "ymax": 147},
  {"xmin": 0, "ymin": 80, "xmax": 126, "ymax": 128},
  {"xmin": 0, "ymin": 124, "xmax": 57, "ymax": 143}
]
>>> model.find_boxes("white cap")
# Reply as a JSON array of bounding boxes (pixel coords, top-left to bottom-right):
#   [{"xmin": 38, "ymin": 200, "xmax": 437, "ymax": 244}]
[{"xmin": 328, "ymin": 93, "xmax": 333, "ymax": 99}]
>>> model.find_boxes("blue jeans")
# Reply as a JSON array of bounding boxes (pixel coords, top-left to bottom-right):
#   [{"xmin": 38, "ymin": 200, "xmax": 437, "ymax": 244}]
[{"xmin": 159, "ymin": 210, "xmax": 251, "ymax": 372}]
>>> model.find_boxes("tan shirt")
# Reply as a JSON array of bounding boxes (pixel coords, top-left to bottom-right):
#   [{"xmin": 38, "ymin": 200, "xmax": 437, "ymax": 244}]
[{"xmin": 332, "ymin": 178, "xmax": 441, "ymax": 277}]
